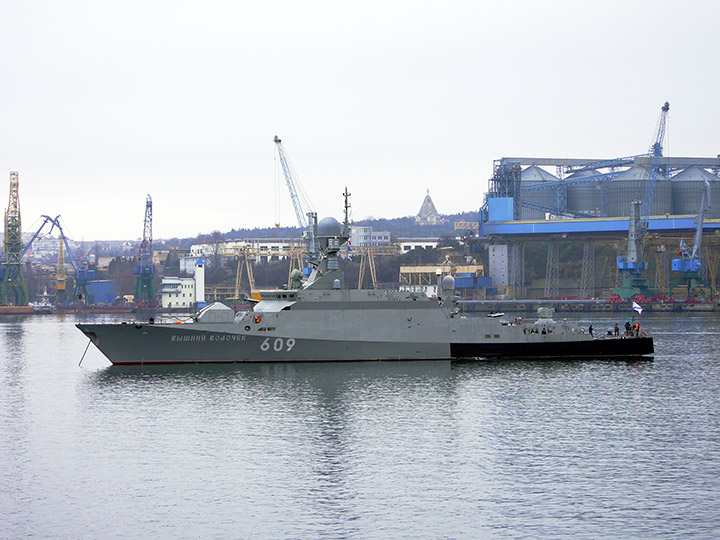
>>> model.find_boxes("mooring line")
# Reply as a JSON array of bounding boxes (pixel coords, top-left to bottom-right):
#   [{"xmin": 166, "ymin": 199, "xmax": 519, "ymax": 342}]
[{"xmin": 78, "ymin": 339, "xmax": 91, "ymax": 367}]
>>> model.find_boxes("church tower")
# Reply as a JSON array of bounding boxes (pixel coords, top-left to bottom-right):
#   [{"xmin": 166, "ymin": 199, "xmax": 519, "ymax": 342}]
[{"xmin": 415, "ymin": 189, "xmax": 441, "ymax": 225}]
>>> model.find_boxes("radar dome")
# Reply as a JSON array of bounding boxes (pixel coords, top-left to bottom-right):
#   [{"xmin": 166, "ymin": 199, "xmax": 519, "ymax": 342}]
[
  {"xmin": 317, "ymin": 216, "xmax": 342, "ymax": 237},
  {"xmin": 441, "ymin": 275, "xmax": 455, "ymax": 290}
]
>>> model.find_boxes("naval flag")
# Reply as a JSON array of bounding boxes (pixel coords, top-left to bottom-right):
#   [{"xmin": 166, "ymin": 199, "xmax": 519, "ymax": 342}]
[{"xmin": 632, "ymin": 301, "xmax": 643, "ymax": 314}]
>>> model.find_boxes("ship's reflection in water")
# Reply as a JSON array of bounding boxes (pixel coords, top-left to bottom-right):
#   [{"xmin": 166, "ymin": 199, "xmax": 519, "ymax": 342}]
[
  {"xmin": 82, "ymin": 357, "xmax": 667, "ymax": 538},
  {"xmin": 83, "ymin": 361, "xmax": 462, "ymax": 537}
]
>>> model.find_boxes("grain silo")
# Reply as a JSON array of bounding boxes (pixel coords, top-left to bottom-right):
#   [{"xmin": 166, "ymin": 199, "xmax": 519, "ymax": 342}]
[
  {"xmin": 566, "ymin": 169, "xmax": 604, "ymax": 216},
  {"xmin": 606, "ymin": 165, "xmax": 671, "ymax": 217},
  {"xmin": 671, "ymin": 166, "xmax": 720, "ymax": 218},
  {"xmin": 518, "ymin": 165, "xmax": 559, "ymax": 220}
]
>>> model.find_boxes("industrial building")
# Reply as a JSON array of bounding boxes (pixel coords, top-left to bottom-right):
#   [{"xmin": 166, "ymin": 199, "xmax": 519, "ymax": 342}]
[
  {"xmin": 479, "ymin": 102, "xmax": 720, "ymax": 301},
  {"xmin": 482, "ymin": 158, "xmax": 720, "ymax": 299},
  {"xmin": 349, "ymin": 226, "xmax": 392, "ymax": 247},
  {"xmin": 158, "ymin": 259, "xmax": 206, "ymax": 309}
]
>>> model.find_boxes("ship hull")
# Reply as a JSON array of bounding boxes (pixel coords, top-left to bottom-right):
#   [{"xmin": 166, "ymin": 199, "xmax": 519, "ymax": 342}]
[
  {"xmin": 77, "ymin": 323, "xmax": 653, "ymax": 365},
  {"xmin": 451, "ymin": 336, "xmax": 653, "ymax": 359},
  {"xmin": 77, "ymin": 323, "xmax": 451, "ymax": 364}
]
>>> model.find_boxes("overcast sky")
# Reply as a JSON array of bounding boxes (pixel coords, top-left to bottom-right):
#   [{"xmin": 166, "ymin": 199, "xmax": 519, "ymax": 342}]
[{"xmin": 2, "ymin": 0, "xmax": 719, "ymax": 241}]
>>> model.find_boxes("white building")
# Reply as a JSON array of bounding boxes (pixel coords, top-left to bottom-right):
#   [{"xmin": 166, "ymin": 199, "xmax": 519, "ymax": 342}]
[
  {"xmin": 158, "ymin": 276, "xmax": 195, "ymax": 309},
  {"xmin": 190, "ymin": 238, "xmax": 305, "ymax": 264},
  {"xmin": 349, "ymin": 226, "xmax": 391, "ymax": 247},
  {"xmin": 159, "ymin": 259, "xmax": 206, "ymax": 309},
  {"xmin": 397, "ymin": 238, "xmax": 440, "ymax": 253}
]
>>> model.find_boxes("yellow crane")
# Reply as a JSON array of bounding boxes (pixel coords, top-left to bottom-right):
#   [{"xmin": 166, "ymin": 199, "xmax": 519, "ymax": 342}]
[{"xmin": 55, "ymin": 236, "xmax": 67, "ymax": 304}]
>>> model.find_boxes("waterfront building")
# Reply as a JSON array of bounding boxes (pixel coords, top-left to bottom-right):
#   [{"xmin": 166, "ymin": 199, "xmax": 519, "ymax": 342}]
[
  {"xmin": 397, "ymin": 237, "xmax": 440, "ymax": 253},
  {"xmin": 349, "ymin": 226, "xmax": 391, "ymax": 247},
  {"xmin": 159, "ymin": 259, "xmax": 205, "ymax": 309}
]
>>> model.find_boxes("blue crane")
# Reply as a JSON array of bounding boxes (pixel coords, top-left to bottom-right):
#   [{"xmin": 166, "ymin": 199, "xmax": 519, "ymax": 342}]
[
  {"xmin": 612, "ymin": 101, "xmax": 670, "ymax": 302},
  {"xmin": 1, "ymin": 214, "xmax": 93, "ymax": 304},
  {"xmin": 618, "ymin": 101, "xmax": 670, "ymax": 273},
  {"xmin": 19, "ymin": 215, "xmax": 61, "ymax": 258},
  {"xmin": 50, "ymin": 217, "xmax": 95, "ymax": 303},
  {"xmin": 23, "ymin": 216, "xmax": 95, "ymax": 303},
  {"xmin": 670, "ymin": 178, "xmax": 711, "ymax": 296},
  {"xmin": 273, "ymin": 136, "xmax": 318, "ymax": 262},
  {"xmin": 637, "ymin": 101, "xmax": 670, "ymax": 255}
]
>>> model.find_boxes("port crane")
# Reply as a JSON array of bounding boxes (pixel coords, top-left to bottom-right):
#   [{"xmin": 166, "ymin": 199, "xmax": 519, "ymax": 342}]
[
  {"xmin": 612, "ymin": 101, "xmax": 670, "ymax": 302},
  {"xmin": 56, "ymin": 236, "xmax": 67, "ymax": 304},
  {"xmin": 637, "ymin": 101, "xmax": 670, "ymax": 261},
  {"xmin": 1, "ymin": 171, "xmax": 101, "ymax": 306},
  {"xmin": 1, "ymin": 173, "xmax": 79, "ymax": 306},
  {"xmin": 133, "ymin": 194, "xmax": 156, "ymax": 307},
  {"xmin": 1, "ymin": 172, "xmax": 29, "ymax": 305},
  {"xmin": 2, "ymin": 197, "xmax": 70, "ymax": 305},
  {"xmin": 16, "ymin": 215, "xmax": 95, "ymax": 304},
  {"xmin": 273, "ymin": 136, "xmax": 318, "ymax": 263},
  {"xmin": 46, "ymin": 217, "xmax": 95, "ymax": 303},
  {"xmin": 670, "ymin": 178, "xmax": 712, "ymax": 296}
]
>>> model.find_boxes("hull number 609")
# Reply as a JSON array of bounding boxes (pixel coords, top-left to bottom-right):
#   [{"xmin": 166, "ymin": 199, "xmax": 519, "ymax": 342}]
[{"xmin": 260, "ymin": 337, "xmax": 296, "ymax": 352}]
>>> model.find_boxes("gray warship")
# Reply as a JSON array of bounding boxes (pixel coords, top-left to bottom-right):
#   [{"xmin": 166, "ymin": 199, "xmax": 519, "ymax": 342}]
[{"xmin": 77, "ymin": 193, "xmax": 653, "ymax": 365}]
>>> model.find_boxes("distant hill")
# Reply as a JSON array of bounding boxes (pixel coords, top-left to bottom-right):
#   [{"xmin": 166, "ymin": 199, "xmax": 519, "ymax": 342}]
[
  {"xmin": 224, "ymin": 211, "xmax": 479, "ymax": 240},
  {"xmin": 353, "ymin": 211, "xmax": 479, "ymax": 238},
  {"xmin": 226, "ymin": 225, "xmax": 303, "ymax": 240}
]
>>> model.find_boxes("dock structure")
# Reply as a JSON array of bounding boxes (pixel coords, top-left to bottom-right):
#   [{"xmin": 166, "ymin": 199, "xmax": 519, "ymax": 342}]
[
  {"xmin": 479, "ymin": 154, "xmax": 720, "ymax": 300},
  {"xmin": 480, "ymin": 216, "xmax": 720, "ymax": 301}
]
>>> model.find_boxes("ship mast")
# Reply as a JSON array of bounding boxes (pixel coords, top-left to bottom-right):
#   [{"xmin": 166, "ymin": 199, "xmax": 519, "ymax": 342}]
[{"xmin": 343, "ymin": 187, "xmax": 351, "ymax": 238}]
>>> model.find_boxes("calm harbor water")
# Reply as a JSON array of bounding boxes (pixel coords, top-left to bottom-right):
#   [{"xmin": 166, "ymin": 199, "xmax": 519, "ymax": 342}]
[{"xmin": 1, "ymin": 312, "xmax": 719, "ymax": 539}]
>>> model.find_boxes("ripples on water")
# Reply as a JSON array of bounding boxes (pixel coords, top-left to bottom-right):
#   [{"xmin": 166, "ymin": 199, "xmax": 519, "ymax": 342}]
[{"xmin": 1, "ymin": 313, "xmax": 719, "ymax": 539}]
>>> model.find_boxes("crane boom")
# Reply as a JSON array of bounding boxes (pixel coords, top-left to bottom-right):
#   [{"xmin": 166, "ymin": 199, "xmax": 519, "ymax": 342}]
[
  {"xmin": 640, "ymin": 101, "xmax": 670, "ymax": 230},
  {"xmin": 691, "ymin": 179, "xmax": 710, "ymax": 260},
  {"xmin": 37, "ymin": 216, "xmax": 95, "ymax": 303},
  {"xmin": 20, "ymin": 214, "xmax": 60, "ymax": 258},
  {"xmin": 274, "ymin": 136, "xmax": 310, "ymax": 229},
  {"xmin": 635, "ymin": 102, "xmax": 670, "ymax": 266},
  {"xmin": 612, "ymin": 102, "xmax": 670, "ymax": 302},
  {"xmin": 273, "ymin": 136, "xmax": 318, "ymax": 261}
]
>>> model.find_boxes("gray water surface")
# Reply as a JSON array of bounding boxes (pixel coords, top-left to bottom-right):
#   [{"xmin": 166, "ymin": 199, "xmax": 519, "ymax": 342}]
[{"xmin": 1, "ymin": 313, "xmax": 719, "ymax": 539}]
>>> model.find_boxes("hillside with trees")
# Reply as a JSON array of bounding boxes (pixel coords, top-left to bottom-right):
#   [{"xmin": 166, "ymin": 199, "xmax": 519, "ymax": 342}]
[{"xmin": 224, "ymin": 211, "xmax": 479, "ymax": 241}]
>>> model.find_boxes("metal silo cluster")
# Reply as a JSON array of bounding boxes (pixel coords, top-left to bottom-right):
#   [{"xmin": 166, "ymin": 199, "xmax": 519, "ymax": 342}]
[
  {"xmin": 670, "ymin": 166, "xmax": 720, "ymax": 218},
  {"xmin": 514, "ymin": 163, "xmax": 718, "ymax": 219},
  {"xmin": 519, "ymin": 166, "xmax": 559, "ymax": 219},
  {"xmin": 605, "ymin": 165, "xmax": 672, "ymax": 217},
  {"xmin": 566, "ymin": 169, "xmax": 603, "ymax": 216}
]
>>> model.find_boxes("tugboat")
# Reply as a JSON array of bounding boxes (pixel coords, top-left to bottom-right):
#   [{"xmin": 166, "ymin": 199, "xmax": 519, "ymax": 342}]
[
  {"xmin": 31, "ymin": 287, "xmax": 56, "ymax": 314},
  {"xmin": 77, "ymin": 191, "xmax": 653, "ymax": 365}
]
